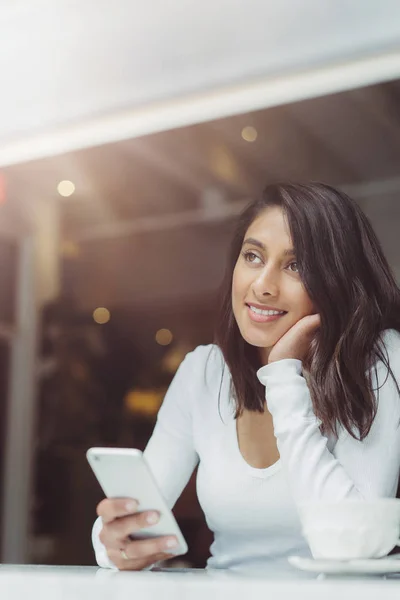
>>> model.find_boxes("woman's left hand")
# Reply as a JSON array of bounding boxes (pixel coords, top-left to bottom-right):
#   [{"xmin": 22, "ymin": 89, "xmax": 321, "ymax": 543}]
[{"xmin": 267, "ymin": 314, "xmax": 321, "ymax": 364}]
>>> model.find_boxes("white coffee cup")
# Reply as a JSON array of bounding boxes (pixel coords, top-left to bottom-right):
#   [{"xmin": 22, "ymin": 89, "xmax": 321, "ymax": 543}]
[{"xmin": 298, "ymin": 498, "xmax": 400, "ymax": 560}]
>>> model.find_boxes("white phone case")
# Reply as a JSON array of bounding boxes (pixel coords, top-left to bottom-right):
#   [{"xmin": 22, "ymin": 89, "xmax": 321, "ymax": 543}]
[{"xmin": 87, "ymin": 447, "xmax": 188, "ymax": 555}]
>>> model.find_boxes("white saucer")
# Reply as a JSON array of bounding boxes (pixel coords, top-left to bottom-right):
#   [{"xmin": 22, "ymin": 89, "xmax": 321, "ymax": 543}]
[{"xmin": 288, "ymin": 555, "xmax": 400, "ymax": 575}]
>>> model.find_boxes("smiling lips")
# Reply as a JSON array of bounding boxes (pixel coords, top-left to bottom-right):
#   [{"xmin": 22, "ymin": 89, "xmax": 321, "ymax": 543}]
[{"xmin": 246, "ymin": 303, "xmax": 287, "ymax": 324}]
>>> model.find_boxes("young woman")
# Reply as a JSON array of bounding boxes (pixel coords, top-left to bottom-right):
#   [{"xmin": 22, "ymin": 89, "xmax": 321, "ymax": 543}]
[{"xmin": 93, "ymin": 182, "xmax": 400, "ymax": 571}]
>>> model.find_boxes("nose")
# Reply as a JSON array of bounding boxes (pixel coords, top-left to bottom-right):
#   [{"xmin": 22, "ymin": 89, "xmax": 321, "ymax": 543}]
[{"xmin": 252, "ymin": 265, "xmax": 279, "ymax": 298}]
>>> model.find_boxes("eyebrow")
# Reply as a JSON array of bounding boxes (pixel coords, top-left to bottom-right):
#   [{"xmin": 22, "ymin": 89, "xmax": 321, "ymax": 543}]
[{"xmin": 243, "ymin": 237, "xmax": 296, "ymax": 257}]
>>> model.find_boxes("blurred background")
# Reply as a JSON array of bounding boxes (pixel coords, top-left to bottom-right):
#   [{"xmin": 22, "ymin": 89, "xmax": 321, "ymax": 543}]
[{"xmin": 1, "ymin": 0, "xmax": 400, "ymax": 568}]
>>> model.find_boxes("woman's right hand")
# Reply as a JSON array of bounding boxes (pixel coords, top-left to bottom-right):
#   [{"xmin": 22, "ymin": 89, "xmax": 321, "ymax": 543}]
[{"xmin": 96, "ymin": 498, "xmax": 179, "ymax": 571}]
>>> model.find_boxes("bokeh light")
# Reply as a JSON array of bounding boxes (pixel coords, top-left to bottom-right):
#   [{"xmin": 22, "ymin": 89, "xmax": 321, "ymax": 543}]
[
  {"xmin": 155, "ymin": 328, "xmax": 173, "ymax": 346},
  {"xmin": 241, "ymin": 126, "xmax": 258, "ymax": 142},
  {"xmin": 93, "ymin": 307, "xmax": 111, "ymax": 325},
  {"xmin": 57, "ymin": 180, "xmax": 75, "ymax": 197}
]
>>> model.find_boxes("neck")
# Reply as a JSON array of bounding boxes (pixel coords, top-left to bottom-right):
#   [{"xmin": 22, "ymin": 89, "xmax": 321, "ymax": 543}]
[{"xmin": 259, "ymin": 346, "xmax": 271, "ymax": 366}]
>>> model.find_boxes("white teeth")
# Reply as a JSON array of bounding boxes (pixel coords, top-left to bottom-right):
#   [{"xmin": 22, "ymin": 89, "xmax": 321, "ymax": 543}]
[{"xmin": 249, "ymin": 306, "xmax": 285, "ymax": 316}]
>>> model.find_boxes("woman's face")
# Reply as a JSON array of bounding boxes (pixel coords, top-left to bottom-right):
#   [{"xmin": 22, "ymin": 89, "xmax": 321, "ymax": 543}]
[{"xmin": 232, "ymin": 206, "xmax": 315, "ymax": 362}]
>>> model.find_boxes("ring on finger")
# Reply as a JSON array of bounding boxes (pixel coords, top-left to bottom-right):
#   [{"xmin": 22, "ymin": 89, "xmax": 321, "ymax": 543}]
[{"xmin": 120, "ymin": 548, "xmax": 129, "ymax": 560}]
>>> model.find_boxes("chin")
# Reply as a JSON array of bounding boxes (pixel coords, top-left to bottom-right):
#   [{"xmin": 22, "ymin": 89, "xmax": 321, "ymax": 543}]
[{"xmin": 239, "ymin": 328, "xmax": 276, "ymax": 349}]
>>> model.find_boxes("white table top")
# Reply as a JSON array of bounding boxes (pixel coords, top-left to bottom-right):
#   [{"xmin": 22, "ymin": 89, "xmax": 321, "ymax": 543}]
[{"xmin": 0, "ymin": 564, "xmax": 399, "ymax": 600}]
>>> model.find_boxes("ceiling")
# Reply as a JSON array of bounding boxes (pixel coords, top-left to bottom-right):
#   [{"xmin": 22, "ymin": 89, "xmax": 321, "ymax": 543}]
[
  {"xmin": 3, "ymin": 78, "xmax": 400, "ymax": 314},
  {"xmin": 7, "ymin": 78, "xmax": 400, "ymax": 224},
  {"xmin": 1, "ymin": 1, "xmax": 400, "ymax": 165}
]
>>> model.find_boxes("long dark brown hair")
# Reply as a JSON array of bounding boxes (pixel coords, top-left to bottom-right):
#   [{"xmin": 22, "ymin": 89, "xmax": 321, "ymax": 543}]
[{"xmin": 214, "ymin": 182, "xmax": 400, "ymax": 440}]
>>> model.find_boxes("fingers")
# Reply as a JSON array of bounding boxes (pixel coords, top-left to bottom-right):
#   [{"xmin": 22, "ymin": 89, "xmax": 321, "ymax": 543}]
[
  {"xmin": 99, "ymin": 511, "xmax": 161, "ymax": 549},
  {"xmin": 96, "ymin": 497, "xmax": 179, "ymax": 571},
  {"xmin": 107, "ymin": 549, "xmax": 175, "ymax": 571},
  {"xmin": 123, "ymin": 536, "xmax": 179, "ymax": 560},
  {"xmin": 307, "ymin": 313, "xmax": 321, "ymax": 328},
  {"xmin": 96, "ymin": 498, "xmax": 139, "ymax": 524}
]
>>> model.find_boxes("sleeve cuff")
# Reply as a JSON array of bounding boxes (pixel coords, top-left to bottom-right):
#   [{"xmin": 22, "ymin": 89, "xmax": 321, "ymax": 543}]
[
  {"xmin": 92, "ymin": 516, "xmax": 118, "ymax": 570},
  {"xmin": 257, "ymin": 358, "xmax": 303, "ymax": 384},
  {"xmin": 92, "ymin": 516, "xmax": 158, "ymax": 571},
  {"xmin": 256, "ymin": 358, "xmax": 317, "ymax": 422}
]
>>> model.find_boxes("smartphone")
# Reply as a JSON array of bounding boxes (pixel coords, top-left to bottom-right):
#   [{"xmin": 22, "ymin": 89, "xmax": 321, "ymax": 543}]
[{"xmin": 86, "ymin": 447, "xmax": 188, "ymax": 556}]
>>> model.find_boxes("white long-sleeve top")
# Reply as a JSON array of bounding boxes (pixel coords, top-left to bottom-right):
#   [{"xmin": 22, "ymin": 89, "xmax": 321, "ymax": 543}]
[{"xmin": 93, "ymin": 328, "xmax": 400, "ymax": 570}]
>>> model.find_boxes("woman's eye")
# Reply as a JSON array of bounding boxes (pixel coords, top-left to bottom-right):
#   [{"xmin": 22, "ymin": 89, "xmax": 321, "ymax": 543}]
[
  {"xmin": 288, "ymin": 261, "xmax": 299, "ymax": 273},
  {"xmin": 243, "ymin": 251, "xmax": 262, "ymax": 264}
]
